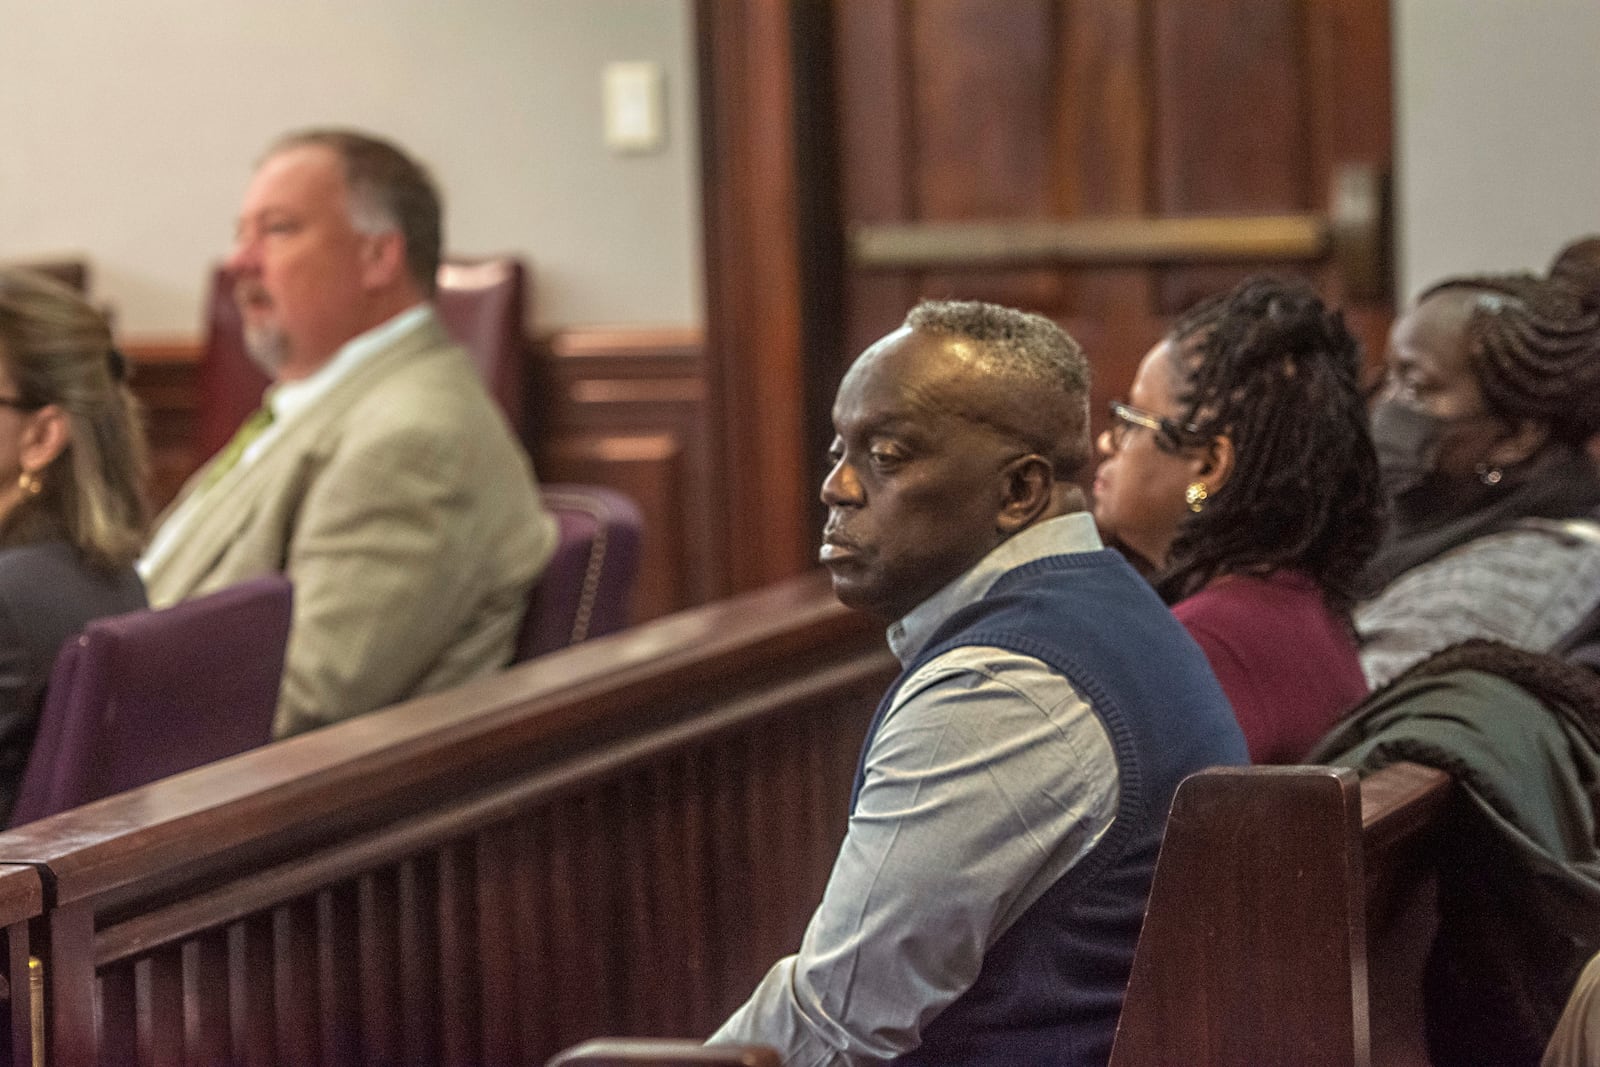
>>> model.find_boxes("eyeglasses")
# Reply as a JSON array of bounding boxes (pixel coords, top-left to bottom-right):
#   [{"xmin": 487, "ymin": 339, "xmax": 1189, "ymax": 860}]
[
  {"xmin": 1106, "ymin": 400, "xmax": 1199, "ymax": 453},
  {"xmin": 0, "ymin": 396, "xmax": 42, "ymax": 413}
]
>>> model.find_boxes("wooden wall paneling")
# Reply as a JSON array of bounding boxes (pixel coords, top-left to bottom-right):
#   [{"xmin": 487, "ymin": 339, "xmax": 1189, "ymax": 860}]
[
  {"xmin": 1306, "ymin": 0, "xmax": 1396, "ymax": 364},
  {"xmin": 1151, "ymin": 0, "xmax": 1315, "ymax": 313},
  {"xmin": 124, "ymin": 344, "xmax": 203, "ymax": 514},
  {"xmin": 697, "ymin": 0, "xmax": 813, "ymax": 596},
  {"xmin": 824, "ymin": 0, "xmax": 1394, "ymax": 439},
  {"xmin": 1055, "ymin": 1, "xmax": 1163, "ymax": 446},
  {"xmin": 833, "ymin": 0, "xmax": 918, "ymax": 383},
  {"xmin": 911, "ymin": 0, "xmax": 1065, "ymax": 313},
  {"xmin": 536, "ymin": 328, "xmax": 714, "ymax": 623}
]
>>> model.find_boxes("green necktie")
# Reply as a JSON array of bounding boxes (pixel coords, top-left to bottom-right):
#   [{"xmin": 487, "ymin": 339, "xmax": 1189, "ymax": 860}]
[{"xmin": 199, "ymin": 404, "xmax": 275, "ymax": 492}]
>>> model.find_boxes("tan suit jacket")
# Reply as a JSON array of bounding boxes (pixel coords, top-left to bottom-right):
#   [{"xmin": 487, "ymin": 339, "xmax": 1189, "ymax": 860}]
[{"xmin": 145, "ymin": 313, "xmax": 556, "ymax": 737}]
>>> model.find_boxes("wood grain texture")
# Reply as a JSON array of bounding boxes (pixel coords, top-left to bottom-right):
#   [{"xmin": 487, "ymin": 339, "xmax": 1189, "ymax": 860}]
[
  {"xmin": 822, "ymin": 0, "xmax": 1394, "ymax": 459},
  {"xmin": 1109, "ymin": 762, "xmax": 1451, "ymax": 1067},
  {"xmin": 0, "ymin": 573, "xmax": 892, "ymax": 1065},
  {"xmin": 535, "ymin": 327, "xmax": 713, "ymax": 623}
]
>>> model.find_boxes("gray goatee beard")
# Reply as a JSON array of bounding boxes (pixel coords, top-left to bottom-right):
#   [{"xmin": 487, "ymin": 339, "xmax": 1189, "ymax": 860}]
[{"xmin": 242, "ymin": 323, "xmax": 289, "ymax": 378}]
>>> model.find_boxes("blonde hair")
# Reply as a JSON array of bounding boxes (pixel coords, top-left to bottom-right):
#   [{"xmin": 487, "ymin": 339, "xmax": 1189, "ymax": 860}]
[{"xmin": 0, "ymin": 268, "xmax": 147, "ymax": 569}]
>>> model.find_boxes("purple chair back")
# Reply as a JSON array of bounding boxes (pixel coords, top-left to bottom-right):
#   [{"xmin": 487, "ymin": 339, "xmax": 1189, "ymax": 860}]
[
  {"xmin": 8, "ymin": 575, "xmax": 293, "ymax": 827},
  {"xmin": 514, "ymin": 485, "xmax": 643, "ymax": 662}
]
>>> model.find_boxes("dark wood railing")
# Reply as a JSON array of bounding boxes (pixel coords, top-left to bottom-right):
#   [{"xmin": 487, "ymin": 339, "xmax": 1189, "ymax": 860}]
[
  {"xmin": 0, "ymin": 571, "xmax": 895, "ymax": 1067},
  {"xmin": 0, "ymin": 866, "xmax": 42, "ymax": 1067}
]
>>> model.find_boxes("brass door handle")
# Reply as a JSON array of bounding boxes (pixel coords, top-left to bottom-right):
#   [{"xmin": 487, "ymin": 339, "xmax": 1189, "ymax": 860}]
[{"xmin": 849, "ymin": 163, "xmax": 1389, "ymax": 300}]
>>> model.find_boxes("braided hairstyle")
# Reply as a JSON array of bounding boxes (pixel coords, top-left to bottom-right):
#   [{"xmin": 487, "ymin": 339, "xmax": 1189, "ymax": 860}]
[
  {"xmin": 1420, "ymin": 236, "xmax": 1600, "ymax": 445},
  {"xmin": 1155, "ymin": 277, "xmax": 1385, "ymax": 614}
]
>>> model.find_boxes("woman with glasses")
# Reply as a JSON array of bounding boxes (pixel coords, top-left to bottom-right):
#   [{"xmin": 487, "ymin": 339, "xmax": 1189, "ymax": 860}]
[
  {"xmin": 1356, "ymin": 238, "xmax": 1600, "ymax": 686},
  {"xmin": 1093, "ymin": 277, "xmax": 1383, "ymax": 762},
  {"xmin": 0, "ymin": 267, "xmax": 147, "ymax": 822}
]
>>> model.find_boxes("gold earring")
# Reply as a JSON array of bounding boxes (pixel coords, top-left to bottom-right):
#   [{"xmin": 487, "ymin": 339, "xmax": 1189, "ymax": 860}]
[
  {"xmin": 1185, "ymin": 481, "xmax": 1208, "ymax": 513},
  {"xmin": 17, "ymin": 471, "xmax": 41, "ymax": 497}
]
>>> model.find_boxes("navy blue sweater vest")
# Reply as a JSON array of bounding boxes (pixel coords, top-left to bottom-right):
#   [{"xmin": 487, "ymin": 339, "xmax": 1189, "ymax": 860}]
[{"xmin": 852, "ymin": 548, "xmax": 1247, "ymax": 1066}]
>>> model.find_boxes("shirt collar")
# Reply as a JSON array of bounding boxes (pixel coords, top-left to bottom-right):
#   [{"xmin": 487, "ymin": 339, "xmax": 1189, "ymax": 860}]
[
  {"xmin": 886, "ymin": 511, "xmax": 1104, "ymax": 665},
  {"xmin": 267, "ymin": 303, "xmax": 433, "ymax": 424}
]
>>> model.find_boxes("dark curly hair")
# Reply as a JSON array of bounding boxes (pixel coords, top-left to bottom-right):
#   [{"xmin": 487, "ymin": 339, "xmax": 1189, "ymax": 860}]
[
  {"xmin": 1154, "ymin": 277, "xmax": 1386, "ymax": 615},
  {"xmin": 1418, "ymin": 236, "xmax": 1600, "ymax": 445}
]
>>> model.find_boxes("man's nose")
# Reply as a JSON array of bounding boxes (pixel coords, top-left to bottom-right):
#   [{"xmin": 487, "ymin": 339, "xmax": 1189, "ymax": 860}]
[
  {"xmin": 820, "ymin": 460, "xmax": 862, "ymax": 506},
  {"xmin": 225, "ymin": 232, "xmax": 260, "ymax": 275}
]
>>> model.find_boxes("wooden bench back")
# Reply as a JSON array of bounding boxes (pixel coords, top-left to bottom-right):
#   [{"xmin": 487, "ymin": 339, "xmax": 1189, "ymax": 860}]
[
  {"xmin": 1109, "ymin": 761, "xmax": 1452, "ymax": 1067},
  {"xmin": 0, "ymin": 572, "xmax": 895, "ymax": 1067}
]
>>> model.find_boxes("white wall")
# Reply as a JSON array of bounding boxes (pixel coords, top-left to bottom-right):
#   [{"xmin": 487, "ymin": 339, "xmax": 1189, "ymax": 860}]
[
  {"xmin": 10, "ymin": 3, "xmax": 1596, "ymax": 335},
  {"xmin": 1395, "ymin": 0, "xmax": 1600, "ymax": 299},
  {"xmin": 0, "ymin": 0, "xmax": 701, "ymax": 337}
]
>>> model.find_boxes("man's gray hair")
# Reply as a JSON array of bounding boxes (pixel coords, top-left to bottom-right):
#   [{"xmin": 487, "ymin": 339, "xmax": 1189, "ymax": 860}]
[
  {"xmin": 904, "ymin": 299, "xmax": 1089, "ymax": 396},
  {"xmin": 904, "ymin": 299, "xmax": 1092, "ymax": 478},
  {"xmin": 268, "ymin": 128, "xmax": 443, "ymax": 296}
]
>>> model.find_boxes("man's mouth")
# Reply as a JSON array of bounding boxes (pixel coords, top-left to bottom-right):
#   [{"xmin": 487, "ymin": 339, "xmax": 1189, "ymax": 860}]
[
  {"xmin": 819, "ymin": 526, "xmax": 860, "ymax": 564},
  {"xmin": 234, "ymin": 283, "xmax": 272, "ymax": 315}
]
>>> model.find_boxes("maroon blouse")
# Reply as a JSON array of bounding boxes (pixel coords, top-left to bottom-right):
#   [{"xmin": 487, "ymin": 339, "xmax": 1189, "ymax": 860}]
[{"xmin": 1173, "ymin": 570, "xmax": 1368, "ymax": 764}]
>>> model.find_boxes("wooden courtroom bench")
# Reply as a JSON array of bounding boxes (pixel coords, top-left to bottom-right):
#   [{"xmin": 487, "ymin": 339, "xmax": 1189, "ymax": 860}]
[
  {"xmin": 0, "ymin": 571, "xmax": 897, "ymax": 1067},
  {"xmin": 0, "ymin": 865, "xmax": 43, "ymax": 1067},
  {"xmin": 553, "ymin": 761, "xmax": 1456, "ymax": 1067},
  {"xmin": 1109, "ymin": 761, "xmax": 1454, "ymax": 1067}
]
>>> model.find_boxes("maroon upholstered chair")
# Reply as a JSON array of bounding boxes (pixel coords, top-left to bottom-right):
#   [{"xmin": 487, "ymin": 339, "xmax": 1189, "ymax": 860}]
[
  {"xmin": 435, "ymin": 257, "xmax": 530, "ymax": 437},
  {"xmin": 514, "ymin": 485, "xmax": 644, "ymax": 662},
  {"xmin": 195, "ymin": 263, "xmax": 266, "ymax": 463},
  {"xmin": 7, "ymin": 575, "xmax": 293, "ymax": 827},
  {"xmin": 195, "ymin": 255, "xmax": 532, "ymax": 460}
]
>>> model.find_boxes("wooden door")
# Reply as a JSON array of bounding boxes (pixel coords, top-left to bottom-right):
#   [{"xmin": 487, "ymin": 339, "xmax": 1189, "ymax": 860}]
[{"xmin": 698, "ymin": 0, "xmax": 1393, "ymax": 593}]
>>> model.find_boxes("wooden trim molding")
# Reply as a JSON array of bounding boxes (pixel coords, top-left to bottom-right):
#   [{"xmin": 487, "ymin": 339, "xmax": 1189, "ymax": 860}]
[{"xmin": 696, "ymin": 0, "xmax": 813, "ymax": 595}]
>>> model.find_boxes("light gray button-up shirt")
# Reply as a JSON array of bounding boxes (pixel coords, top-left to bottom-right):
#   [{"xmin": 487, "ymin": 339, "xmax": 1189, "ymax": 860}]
[{"xmin": 710, "ymin": 513, "xmax": 1120, "ymax": 1066}]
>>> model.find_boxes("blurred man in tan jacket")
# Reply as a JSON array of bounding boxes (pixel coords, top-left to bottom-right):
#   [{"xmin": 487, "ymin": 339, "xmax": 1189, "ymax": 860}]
[{"xmin": 142, "ymin": 129, "xmax": 554, "ymax": 737}]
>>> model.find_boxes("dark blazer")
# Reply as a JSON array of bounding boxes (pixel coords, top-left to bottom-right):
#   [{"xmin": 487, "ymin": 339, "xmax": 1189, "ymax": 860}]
[{"xmin": 0, "ymin": 540, "xmax": 145, "ymax": 821}]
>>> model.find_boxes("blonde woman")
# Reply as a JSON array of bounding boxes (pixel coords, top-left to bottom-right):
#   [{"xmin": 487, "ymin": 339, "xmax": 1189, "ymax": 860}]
[{"xmin": 0, "ymin": 268, "xmax": 148, "ymax": 822}]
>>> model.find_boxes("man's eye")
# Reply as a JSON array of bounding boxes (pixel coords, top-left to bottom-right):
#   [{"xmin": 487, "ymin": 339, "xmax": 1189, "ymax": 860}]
[{"xmin": 868, "ymin": 449, "xmax": 903, "ymax": 468}]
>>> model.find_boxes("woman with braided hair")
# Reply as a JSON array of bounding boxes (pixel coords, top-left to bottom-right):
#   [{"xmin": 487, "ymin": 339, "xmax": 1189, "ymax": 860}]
[
  {"xmin": 1356, "ymin": 237, "xmax": 1600, "ymax": 687},
  {"xmin": 1093, "ymin": 276, "xmax": 1384, "ymax": 762}
]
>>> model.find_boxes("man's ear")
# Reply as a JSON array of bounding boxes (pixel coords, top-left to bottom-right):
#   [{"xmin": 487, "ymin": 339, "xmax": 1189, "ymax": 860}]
[
  {"xmin": 1486, "ymin": 419, "xmax": 1551, "ymax": 470},
  {"xmin": 1195, "ymin": 434, "xmax": 1236, "ymax": 492},
  {"xmin": 20, "ymin": 405, "xmax": 70, "ymax": 474},
  {"xmin": 996, "ymin": 454, "xmax": 1055, "ymax": 535},
  {"xmin": 360, "ymin": 230, "xmax": 409, "ymax": 290}
]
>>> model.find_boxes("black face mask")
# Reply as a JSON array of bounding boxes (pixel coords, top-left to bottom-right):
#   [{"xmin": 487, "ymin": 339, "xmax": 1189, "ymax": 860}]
[{"xmin": 1369, "ymin": 399, "xmax": 1448, "ymax": 500}]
